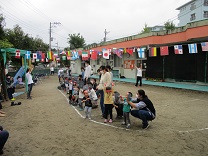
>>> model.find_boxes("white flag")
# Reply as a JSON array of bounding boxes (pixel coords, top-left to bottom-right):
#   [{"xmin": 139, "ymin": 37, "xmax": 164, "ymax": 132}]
[
  {"xmin": 33, "ymin": 53, "xmax": 37, "ymax": 59},
  {"xmin": 102, "ymin": 49, "xmax": 109, "ymax": 59}
]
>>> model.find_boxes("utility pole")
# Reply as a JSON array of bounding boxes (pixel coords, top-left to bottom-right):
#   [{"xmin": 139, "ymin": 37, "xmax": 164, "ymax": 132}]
[
  {"xmin": 104, "ymin": 29, "xmax": 110, "ymax": 42},
  {"xmin": 49, "ymin": 22, "xmax": 61, "ymax": 51}
]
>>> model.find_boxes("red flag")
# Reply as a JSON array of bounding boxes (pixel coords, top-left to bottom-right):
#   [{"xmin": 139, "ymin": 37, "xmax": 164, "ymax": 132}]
[
  {"xmin": 41, "ymin": 53, "xmax": 45, "ymax": 62},
  {"xmin": 15, "ymin": 50, "xmax": 20, "ymax": 59},
  {"xmin": 160, "ymin": 46, "xmax": 169, "ymax": 56},
  {"xmin": 91, "ymin": 51, "xmax": 97, "ymax": 60},
  {"xmin": 126, "ymin": 48, "xmax": 133, "ymax": 55}
]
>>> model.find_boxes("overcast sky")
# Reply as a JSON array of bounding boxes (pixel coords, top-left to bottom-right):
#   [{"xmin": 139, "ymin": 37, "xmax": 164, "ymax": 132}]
[{"xmin": 1, "ymin": 0, "xmax": 189, "ymax": 50}]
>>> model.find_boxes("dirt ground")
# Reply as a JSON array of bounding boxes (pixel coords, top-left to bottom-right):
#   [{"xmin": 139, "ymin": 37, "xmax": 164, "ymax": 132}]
[{"xmin": 1, "ymin": 75, "xmax": 208, "ymax": 156}]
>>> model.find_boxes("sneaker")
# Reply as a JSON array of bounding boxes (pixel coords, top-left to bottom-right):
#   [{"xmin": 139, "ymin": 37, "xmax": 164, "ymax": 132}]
[
  {"xmin": 11, "ymin": 98, "xmax": 15, "ymax": 101},
  {"xmin": 121, "ymin": 122, "xmax": 126, "ymax": 125},
  {"xmin": 79, "ymin": 108, "xmax": 83, "ymax": 111},
  {"xmin": 126, "ymin": 124, "xmax": 131, "ymax": 129},
  {"xmin": 11, "ymin": 102, "xmax": 16, "ymax": 106},
  {"xmin": 88, "ymin": 117, "xmax": 91, "ymax": 120},
  {"xmin": 104, "ymin": 119, "xmax": 108, "ymax": 123},
  {"xmin": 109, "ymin": 119, "xmax": 113, "ymax": 123},
  {"xmin": 142, "ymin": 124, "xmax": 150, "ymax": 130}
]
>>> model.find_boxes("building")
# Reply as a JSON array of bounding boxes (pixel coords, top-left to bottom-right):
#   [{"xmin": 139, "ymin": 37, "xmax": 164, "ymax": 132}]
[
  {"xmin": 83, "ymin": 19, "xmax": 208, "ymax": 83},
  {"xmin": 151, "ymin": 26, "xmax": 165, "ymax": 32},
  {"xmin": 177, "ymin": 0, "xmax": 208, "ymax": 26}
]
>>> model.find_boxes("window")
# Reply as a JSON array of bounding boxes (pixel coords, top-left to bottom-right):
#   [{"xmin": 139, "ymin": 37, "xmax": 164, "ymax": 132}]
[
  {"xmin": 114, "ymin": 55, "xmax": 121, "ymax": 67},
  {"xmin": 190, "ymin": 13, "xmax": 196, "ymax": 21},
  {"xmin": 190, "ymin": 3, "xmax": 196, "ymax": 10},
  {"xmin": 204, "ymin": 11, "xmax": 208, "ymax": 18},
  {"xmin": 204, "ymin": 0, "xmax": 208, "ymax": 6}
]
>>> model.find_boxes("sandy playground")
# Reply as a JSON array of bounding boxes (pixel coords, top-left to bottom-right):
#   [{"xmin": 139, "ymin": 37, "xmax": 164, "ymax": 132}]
[{"xmin": 1, "ymin": 75, "xmax": 208, "ymax": 156}]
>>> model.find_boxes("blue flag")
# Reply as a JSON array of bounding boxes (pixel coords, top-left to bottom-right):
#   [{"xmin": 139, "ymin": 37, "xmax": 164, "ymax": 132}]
[
  {"xmin": 137, "ymin": 48, "xmax": 146, "ymax": 58},
  {"xmin": 37, "ymin": 51, "xmax": 42, "ymax": 59},
  {"xmin": 188, "ymin": 44, "xmax": 198, "ymax": 53},
  {"xmin": 25, "ymin": 51, "xmax": 31, "ymax": 59}
]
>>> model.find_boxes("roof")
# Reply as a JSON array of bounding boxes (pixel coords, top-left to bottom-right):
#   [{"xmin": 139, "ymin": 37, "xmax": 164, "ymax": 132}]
[{"xmin": 176, "ymin": 0, "xmax": 195, "ymax": 10}]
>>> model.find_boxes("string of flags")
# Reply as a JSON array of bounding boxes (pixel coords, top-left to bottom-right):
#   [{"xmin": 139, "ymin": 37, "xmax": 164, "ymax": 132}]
[{"xmin": 15, "ymin": 42, "xmax": 208, "ymax": 62}]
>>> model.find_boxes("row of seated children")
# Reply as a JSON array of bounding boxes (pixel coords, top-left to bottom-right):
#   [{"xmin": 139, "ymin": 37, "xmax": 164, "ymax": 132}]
[{"xmin": 64, "ymin": 76, "xmax": 98, "ymax": 117}]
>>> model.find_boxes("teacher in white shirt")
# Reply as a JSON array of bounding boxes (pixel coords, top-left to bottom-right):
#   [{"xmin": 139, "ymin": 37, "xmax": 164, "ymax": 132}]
[
  {"xmin": 26, "ymin": 68, "xmax": 34, "ymax": 99},
  {"xmin": 84, "ymin": 60, "xmax": 91, "ymax": 85}
]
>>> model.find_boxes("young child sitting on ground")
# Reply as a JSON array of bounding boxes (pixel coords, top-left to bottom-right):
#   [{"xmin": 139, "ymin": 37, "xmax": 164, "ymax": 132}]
[
  {"xmin": 121, "ymin": 92, "xmax": 133, "ymax": 129},
  {"xmin": 113, "ymin": 91, "xmax": 123, "ymax": 119},
  {"xmin": 87, "ymin": 82, "xmax": 98, "ymax": 109},
  {"xmin": 90, "ymin": 78, "xmax": 98, "ymax": 91},
  {"xmin": 82, "ymin": 90, "xmax": 92, "ymax": 120}
]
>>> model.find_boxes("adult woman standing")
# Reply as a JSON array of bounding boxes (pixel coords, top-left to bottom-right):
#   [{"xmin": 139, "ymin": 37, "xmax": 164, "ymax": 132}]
[
  {"xmin": 96, "ymin": 66, "xmax": 111, "ymax": 117},
  {"xmin": 26, "ymin": 68, "xmax": 34, "ymax": 99}
]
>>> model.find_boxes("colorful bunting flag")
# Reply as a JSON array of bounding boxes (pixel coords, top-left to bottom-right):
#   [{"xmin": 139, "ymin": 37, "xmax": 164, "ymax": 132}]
[
  {"xmin": 103, "ymin": 48, "xmax": 110, "ymax": 59},
  {"xmin": 66, "ymin": 51, "xmax": 71, "ymax": 56},
  {"xmin": 25, "ymin": 51, "xmax": 31, "ymax": 59},
  {"xmin": 41, "ymin": 53, "xmax": 45, "ymax": 62},
  {"xmin": 37, "ymin": 51, "xmax": 42, "ymax": 59},
  {"xmin": 160, "ymin": 46, "xmax": 169, "ymax": 56},
  {"xmin": 67, "ymin": 56, "xmax": 71, "ymax": 60},
  {"xmin": 149, "ymin": 47, "xmax": 157, "ymax": 57},
  {"xmin": 48, "ymin": 51, "xmax": 52, "ymax": 60},
  {"xmin": 82, "ymin": 52, "xmax": 88, "ymax": 60},
  {"xmin": 62, "ymin": 56, "xmax": 66, "ymax": 60},
  {"xmin": 15, "ymin": 50, "xmax": 20, "ymax": 59},
  {"xmin": 137, "ymin": 48, "xmax": 145, "ymax": 58},
  {"xmin": 201, "ymin": 42, "xmax": 208, "ymax": 51},
  {"xmin": 33, "ymin": 53, "xmax": 37, "ymax": 59},
  {"xmin": 174, "ymin": 45, "xmax": 183, "ymax": 54},
  {"xmin": 116, "ymin": 49, "xmax": 122, "ymax": 58},
  {"xmin": 91, "ymin": 51, "xmax": 97, "ymax": 60},
  {"xmin": 98, "ymin": 51, "xmax": 102, "ymax": 56},
  {"xmin": 126, "ymin": 48, "xmax": 133, "ymax": 55},
  {"xmin": 188, "ymin": 44, "xmax": 198, "ymax": 53}
]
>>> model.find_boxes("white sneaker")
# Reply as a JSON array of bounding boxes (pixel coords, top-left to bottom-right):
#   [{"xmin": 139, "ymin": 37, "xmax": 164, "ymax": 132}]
[{"xmin": 126, "ymin": 124, "xmax": 131, "ymax": 129}]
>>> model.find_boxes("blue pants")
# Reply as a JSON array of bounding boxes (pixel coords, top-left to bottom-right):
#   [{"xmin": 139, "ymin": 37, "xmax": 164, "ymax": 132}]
[
  {"xmin": 96, "ymin": 90, "xmax": 104, "ymax": 116},
  {"xmin": 131, "ymin": 110, "xmax": 154, "ymax": 126},
  {"xmin": 7, "ymin": 88, "xmax": 13, "ymax": 99},
  {"xmin": 0, "ymin": 126, "xmax": 9, "ymax": 151},
  {"xmin": 27, "ymin": 83, "xmax": 33, "ymax": 98}
]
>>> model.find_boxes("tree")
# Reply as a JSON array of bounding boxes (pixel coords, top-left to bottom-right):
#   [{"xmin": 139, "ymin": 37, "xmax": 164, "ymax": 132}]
[
  {"xmin": 67, "ymin": 33, "xmax": 86, "ymax": 50},
  {"xmin": 0, "ymin": 14, "xmax": 13, "ymax": 100},
  {"xmin": 140, "ymin": 23, "xmax": 151, "ymax": 34},
  {"xmin": 164, "ymin": 21, "xmax": 176, "ymax": 31}
]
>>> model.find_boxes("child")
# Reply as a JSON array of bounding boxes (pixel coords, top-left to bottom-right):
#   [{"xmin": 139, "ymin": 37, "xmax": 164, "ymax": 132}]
[
  {"xmin": 78, "ymin": 87, "xmax": 84, "ymax": 110},
  {"xmin": 90, "ymin": 78, "xmax": 98, "ymax": 91},
  {"xmin": 121, "ymin": 92, "xmax": 133, "ymax": 129},
  {"xmin": 103, "ymin": 86, "xmax": 114, "ymax": 123},
  {"xmin": 87, "ymin": 82, "xmax": 98, "ymax": 109},
  {"xmin": 82, "ymin": 90, "xmax": 92, "ymax": 120},
  {"xmin": 113, "ymin": 91, "xmax": 123, "ymax": 119},
  {"xmin": 67, "ymin": 78, "xmax": 73, "ymax": 95}
]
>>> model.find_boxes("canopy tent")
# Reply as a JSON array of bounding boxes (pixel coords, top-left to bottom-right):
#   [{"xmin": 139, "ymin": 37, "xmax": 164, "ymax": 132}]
[{"xmin": 0, "ymin": 48, "xmax": 29, "ymax": 93}]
